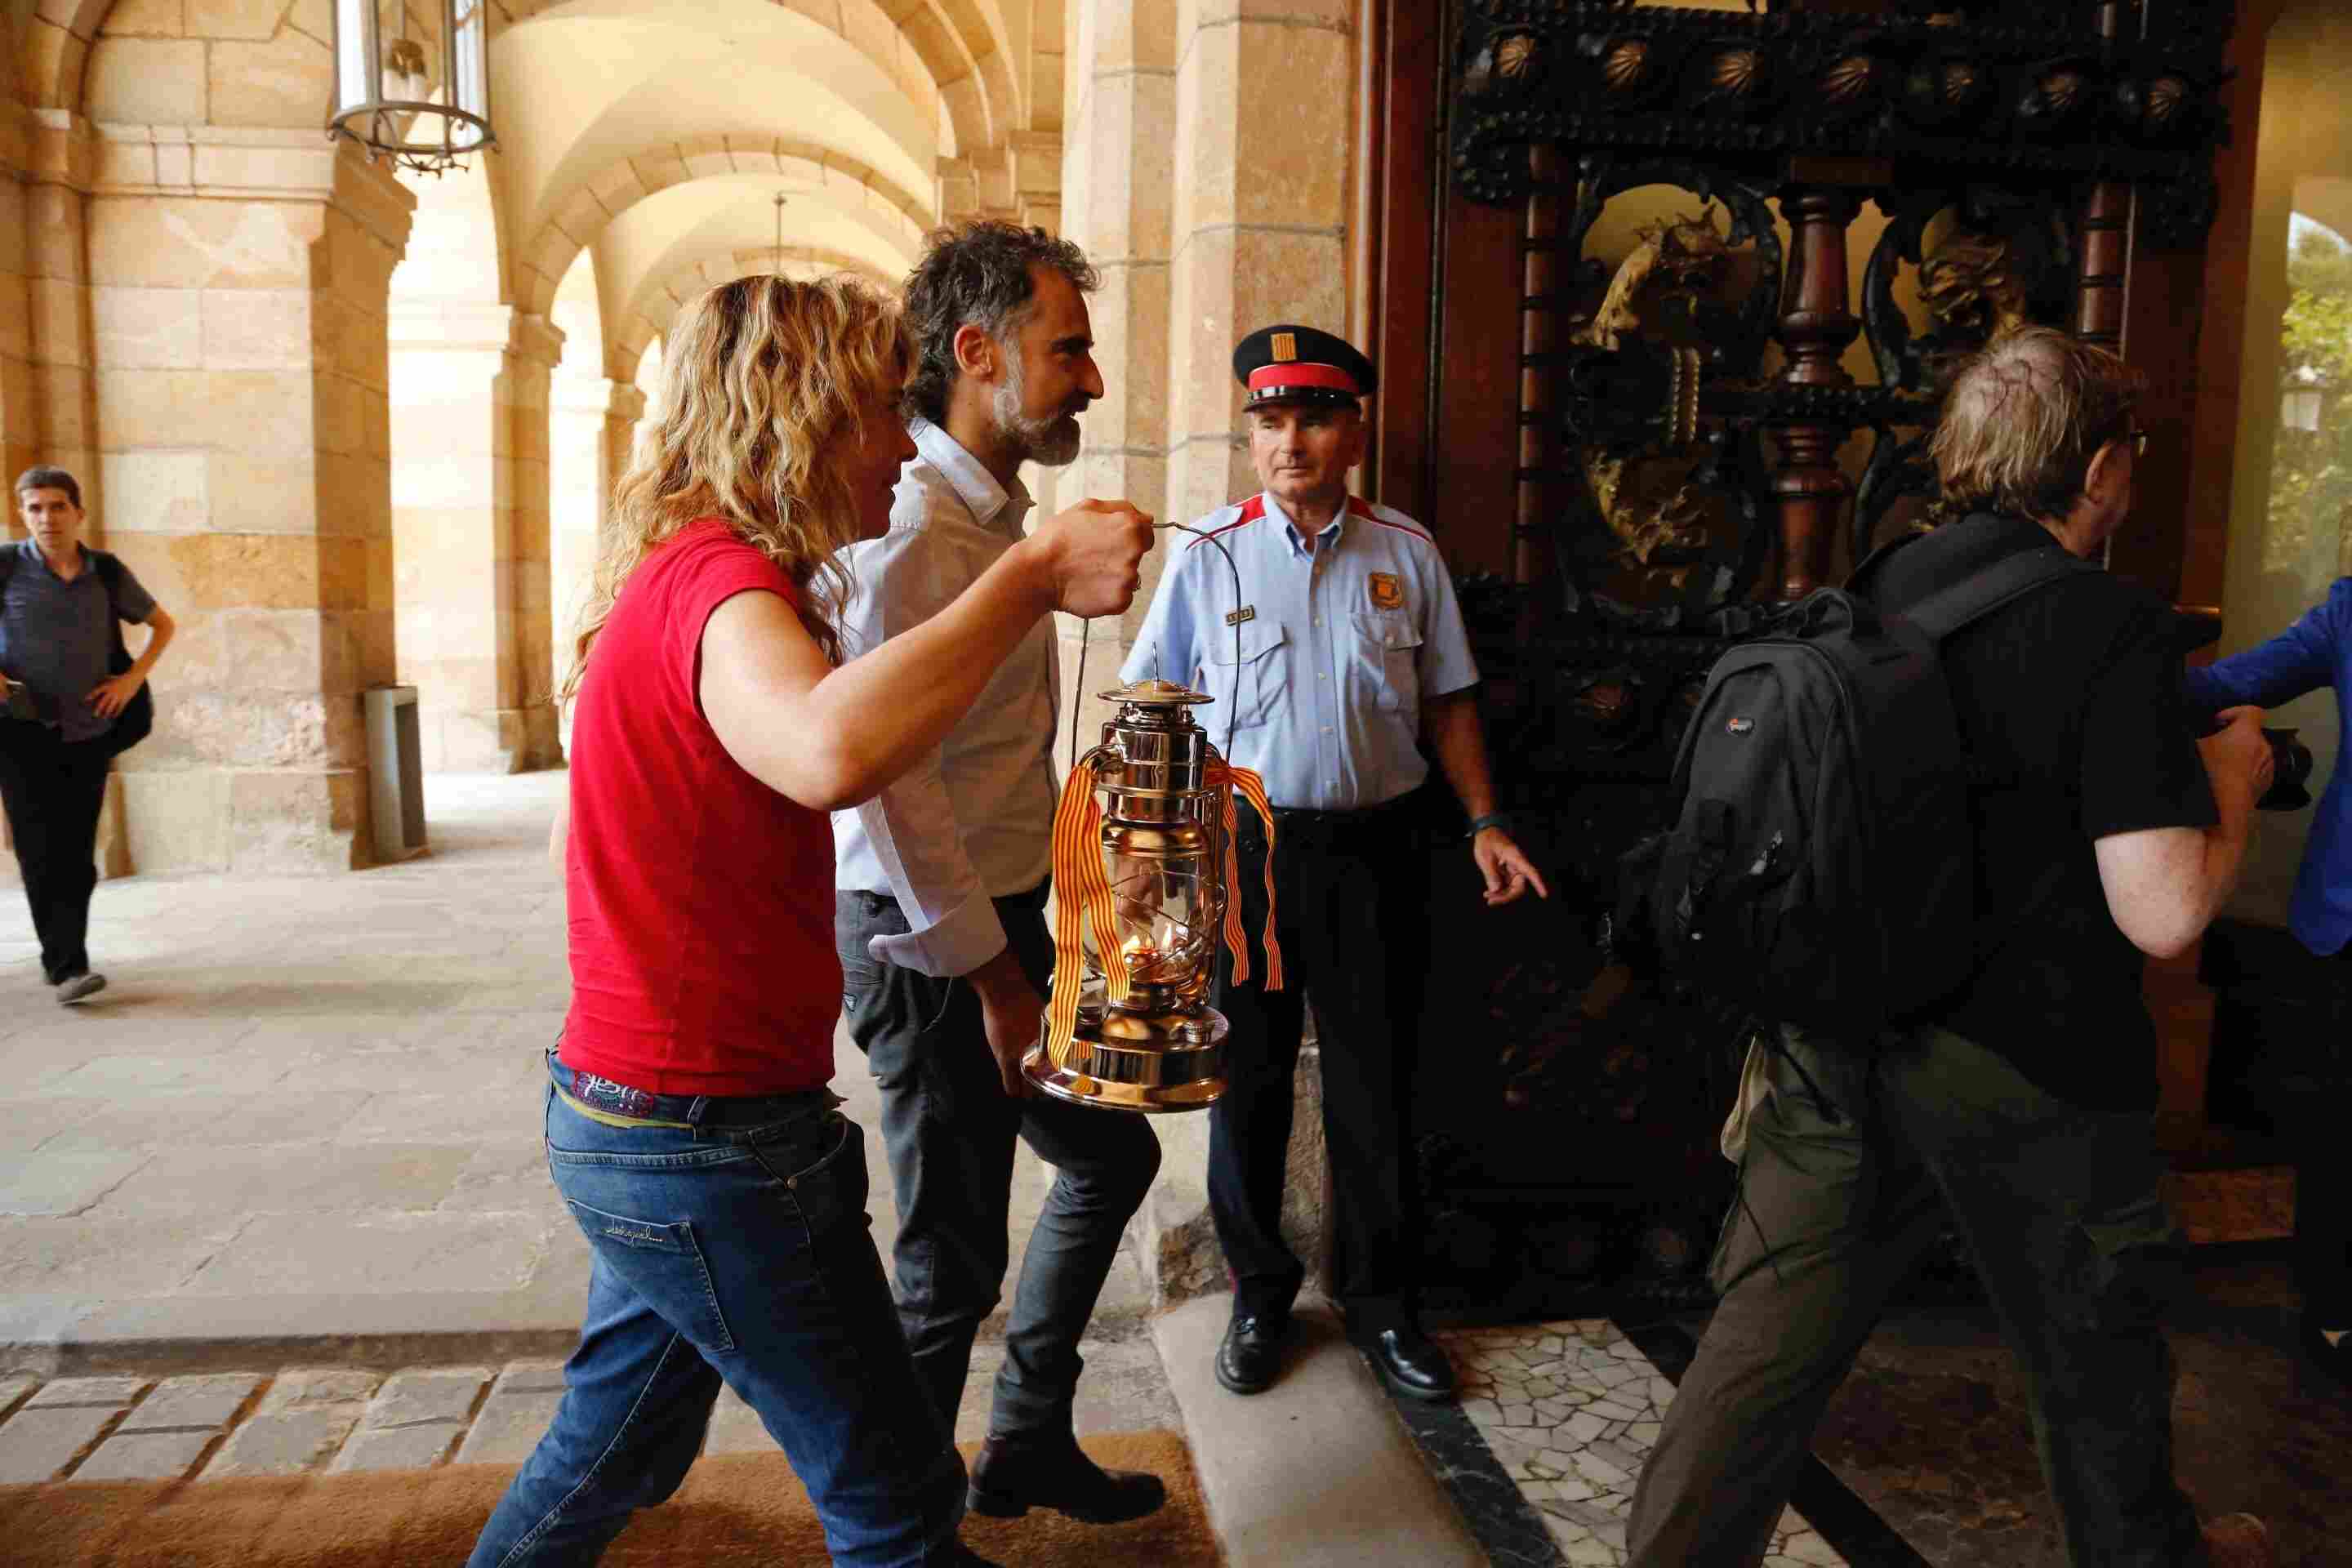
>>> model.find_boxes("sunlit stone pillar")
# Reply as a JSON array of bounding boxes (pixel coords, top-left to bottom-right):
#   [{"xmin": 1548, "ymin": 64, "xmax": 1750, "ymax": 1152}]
[
  {"xmin": 83, "ymin": 131, "xmax": 412, "ymax": 871},
  {"xmin": 389, "ymin": 304, "xmax": 565, "ymax": 773},
  {"xmin": 550, "ymin": 374, "xmax": 643, "ymax": 737}
]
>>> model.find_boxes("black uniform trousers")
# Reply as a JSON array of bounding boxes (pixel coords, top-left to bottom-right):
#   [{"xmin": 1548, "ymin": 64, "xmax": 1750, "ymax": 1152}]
[
  {"xmin": 0, "ymin": 721, "xmax": 111, "ymax": 984},
  {"xmin": 1207, "ymin": 794, "xmax": 1432, "ymax": 1337}
]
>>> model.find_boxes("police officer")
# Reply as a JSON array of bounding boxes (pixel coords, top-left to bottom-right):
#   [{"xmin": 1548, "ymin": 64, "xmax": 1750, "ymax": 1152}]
[{"xmin": 1120, "ymin": 326, "xmax": 1548, "ymax": 1403}]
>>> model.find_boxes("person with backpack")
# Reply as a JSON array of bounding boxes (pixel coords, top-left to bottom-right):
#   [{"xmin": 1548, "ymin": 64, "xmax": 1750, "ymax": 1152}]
[
  {"xmin": 2, "ymin": 466, "xmax": 174, "ymax": 1004},
  {"xmin": 1623, "ymin": 328, "xmax": 2279, "ymax": 1568}
]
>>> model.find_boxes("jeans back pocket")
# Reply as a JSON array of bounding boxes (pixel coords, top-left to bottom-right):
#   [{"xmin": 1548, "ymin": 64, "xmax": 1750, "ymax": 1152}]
[{"xmin": 564, "ymin": 1199, "xmax": 737, "ymax": 1353}]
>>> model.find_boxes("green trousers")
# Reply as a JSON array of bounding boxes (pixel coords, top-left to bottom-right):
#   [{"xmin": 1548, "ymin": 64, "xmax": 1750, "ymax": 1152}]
[{"xmin": 1627, "ymin": 1024, "xmax": 2210, "ymax": 1568}]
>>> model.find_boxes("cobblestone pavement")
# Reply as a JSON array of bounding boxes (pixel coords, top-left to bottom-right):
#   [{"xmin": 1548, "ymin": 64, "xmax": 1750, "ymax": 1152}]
[
  {"xmin": 0, "ymin": 1334, "xmax": 1181, "ymax": 1487},
  {"xmin": 0, "ymin": 773, "xmax": 1151, "ymax": 1374}
]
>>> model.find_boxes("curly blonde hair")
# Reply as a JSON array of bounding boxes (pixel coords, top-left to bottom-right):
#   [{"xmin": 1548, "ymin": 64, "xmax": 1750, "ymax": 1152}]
[{"xmin": 564, "ymin": 274, "xmax": 907, "ymax": 697}]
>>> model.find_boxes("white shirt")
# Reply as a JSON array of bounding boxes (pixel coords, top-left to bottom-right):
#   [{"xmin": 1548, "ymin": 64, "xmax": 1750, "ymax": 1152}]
[
  {"xmin": 831, "ymin": 420, "xmax": 1060, "ymax": 977},
  {"xmin": 1120, "ymin": 491, "xmax": 1481, "ymax": 811}
]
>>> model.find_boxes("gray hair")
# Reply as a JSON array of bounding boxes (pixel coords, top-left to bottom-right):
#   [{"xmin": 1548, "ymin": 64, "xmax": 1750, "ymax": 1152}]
[
  {"xmin": 900, "ymin": 220, "xmax": 1099, "ymax": 425},
  {"xmin": 1930, "ymin": 327, "xmax": 2142, "ymax": 520}
]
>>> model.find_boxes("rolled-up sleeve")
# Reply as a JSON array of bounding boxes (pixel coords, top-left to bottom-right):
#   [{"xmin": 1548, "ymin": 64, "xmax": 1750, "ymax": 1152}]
[{"xmin": 840, "ymin": 525, "xmax": 1009, "ymax": 978}]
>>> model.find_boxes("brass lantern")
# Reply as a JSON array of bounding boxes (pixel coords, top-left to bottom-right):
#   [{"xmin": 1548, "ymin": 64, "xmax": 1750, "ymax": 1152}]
[
  {"xmin": 1026, "ymin": 680, "xmax": 1282, "ymax": 1113},
  {"xmin": 327, "ymin": 0, "xmax": 494, "ymax": 175}
]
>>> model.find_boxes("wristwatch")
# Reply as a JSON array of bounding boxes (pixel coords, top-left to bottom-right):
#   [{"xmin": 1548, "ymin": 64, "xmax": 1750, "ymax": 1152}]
[{"xmin": 1465, "ymin": 812, "xmax": 1512, "ymax": 841}]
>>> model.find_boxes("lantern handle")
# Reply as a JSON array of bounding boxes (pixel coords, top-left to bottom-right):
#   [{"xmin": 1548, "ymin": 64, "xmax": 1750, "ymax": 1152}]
[{"xmin": 1065, "ymin": 521, "xmax": 1250, "ymax": 773}]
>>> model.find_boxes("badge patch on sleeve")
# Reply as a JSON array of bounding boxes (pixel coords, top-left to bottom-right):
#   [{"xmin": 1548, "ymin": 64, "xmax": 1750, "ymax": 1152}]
[{"xmin": 1368, "ymin": 572, "xmax": 1404, "ymax": 610}]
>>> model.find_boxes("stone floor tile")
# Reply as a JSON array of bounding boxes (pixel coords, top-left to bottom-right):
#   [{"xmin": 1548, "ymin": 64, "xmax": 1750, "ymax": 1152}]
[
  {"xmin": 44, "ymin": 1093, "xmax": 372, "ymax": 1159},
  {"xmin": 176, "ymin": 1213, "xmax": 549, "ymax": 1296},
  {"xmin": 454, "ymin": 1389, "xmax": 563, "ymax": 1465},
  {"xmin": 330, "ymin": 1422, "xmax": 461, "ymax": 1472},
  {"xmin": 490, "ymin": 1360, "xmax": 569, "ymax": 1396},
  {"xmin": 256, "ymin": 1369, "xmax": 381, "ymax": 1412},
  {"xmin": 0, "ymin": 1152, "xmax": 149, "ymax": 1216},
  {"xmin": 73, "ymin": 1428, "xmax": 215, "ymax": 1481},
  {"xmin": 366, "ymin": 1366, "xmax": 491, "ymax": 1429},
  {"xmin": 0, "ymin": 1375, "xmax": 34, "ymax": 1417},
  {"xmin": 24, "ymin": 1375, "xmax": 147, "ymax": 1409},
  {"xmin": 93, "ymin": 1143, "xmax": 470, "ymax": 1216},
  {"xmin": 204, "ymin": 1408, "xmax": 363, "ymax": 1477},
  {"xmin": 118, "ymin": 1372, "xmax": 261, "ymax": 1433},
  {"xmin": 0, "ymin": 1405, "xmax": 118, "ymax": 1482}
]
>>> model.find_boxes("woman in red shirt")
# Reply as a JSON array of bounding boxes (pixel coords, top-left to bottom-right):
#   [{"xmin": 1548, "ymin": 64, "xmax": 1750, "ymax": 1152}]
[{"xmin": 467, "ymin": 275, "xmax": 1151, "ymax": 1568}]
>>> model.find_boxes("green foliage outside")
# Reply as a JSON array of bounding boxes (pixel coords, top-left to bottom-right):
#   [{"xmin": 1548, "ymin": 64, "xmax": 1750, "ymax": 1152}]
[{"xmin": 2270, "ymin": 220, "xmax": 2352, "ymax": 577}]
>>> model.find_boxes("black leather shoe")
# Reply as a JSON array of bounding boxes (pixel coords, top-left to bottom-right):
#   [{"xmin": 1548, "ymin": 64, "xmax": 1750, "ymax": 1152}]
[
  {"xmin": 1214, "ymin": 1312, "xmax": 1284, "ymax": 1395},
  {"xmin": 1357, "ymin": 1325, "xmax": 1458, "ymax": 1402},
  {"xmin": 966, "ymin": 1430, "xmax": 1167, "ymax": 1525}
]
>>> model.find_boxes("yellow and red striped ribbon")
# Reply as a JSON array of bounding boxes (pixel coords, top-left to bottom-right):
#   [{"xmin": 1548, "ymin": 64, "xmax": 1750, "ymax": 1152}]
[
  {"xmin": 1044, "ymin": 753, "xmax": 1130, "ymax": 1072},
  {"xmin": 1208, "ymin": 759, "xmax": 1285, "ymax": 994}
]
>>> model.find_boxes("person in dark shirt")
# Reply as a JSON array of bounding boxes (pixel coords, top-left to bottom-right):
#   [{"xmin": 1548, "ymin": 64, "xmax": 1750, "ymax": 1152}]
[
  {"xmin": 2, "ymin": 466, "xmax": 176, "ymax": 1004},
  {"xmin": 1626, "ymin": 329, "xmax": 2279, "ymax": 1568}
]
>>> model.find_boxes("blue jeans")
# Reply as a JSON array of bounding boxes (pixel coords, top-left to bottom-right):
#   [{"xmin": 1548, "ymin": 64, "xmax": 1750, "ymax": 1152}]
[{"xmin": 466, "ymin": 1054, "xmax": 966, "ymax": 1568}]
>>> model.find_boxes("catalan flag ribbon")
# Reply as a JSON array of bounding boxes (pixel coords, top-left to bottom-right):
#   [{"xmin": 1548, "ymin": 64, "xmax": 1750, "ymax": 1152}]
[
  {"xmin": 1206, "ymin": 759, "xmax": 1284, "ymax": 993},
  {"xmin": 1042, "ymin": 746, "xmax": 1286, "ymax": 1076}
]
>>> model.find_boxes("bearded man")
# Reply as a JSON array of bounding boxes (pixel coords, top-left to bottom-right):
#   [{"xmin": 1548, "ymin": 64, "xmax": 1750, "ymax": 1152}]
[{"xmin": 832, "ymin": 220, "xmax": 1166, "ymax": 1527}]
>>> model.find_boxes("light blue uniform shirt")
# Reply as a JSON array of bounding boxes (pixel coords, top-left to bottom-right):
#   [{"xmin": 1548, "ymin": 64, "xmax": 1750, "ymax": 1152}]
[{"xmin": 1120, "ymin": 491, "xmax": 1481, "ymax": 811}]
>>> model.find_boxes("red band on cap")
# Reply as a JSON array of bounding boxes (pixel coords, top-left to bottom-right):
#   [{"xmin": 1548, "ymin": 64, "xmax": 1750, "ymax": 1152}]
[{"xmin": 1245, "ymin": 363, "xmax": 1357, "ymax": 395}]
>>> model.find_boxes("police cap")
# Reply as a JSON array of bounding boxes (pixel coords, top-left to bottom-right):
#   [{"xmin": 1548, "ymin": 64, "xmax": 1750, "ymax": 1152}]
[{"xmin": 1232, "ymin": 324, "xmax": 1377, "ymax": 412}]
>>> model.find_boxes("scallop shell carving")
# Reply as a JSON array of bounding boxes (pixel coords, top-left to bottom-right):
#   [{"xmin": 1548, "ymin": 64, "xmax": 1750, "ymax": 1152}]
[
  {"xmin": 2038, "ymin": 69, "xmax": 2084, "ymax": 115},
  {"xmin": 2147, "ymin": 75, "xmax": 2188, "ymax": 124},
  {"xmin": 1602, "ymin": 40, "xmax": 1652, "ymax": 96},
  {"xmin": 1496, "ymin": 33, "xmax": 1538, "ymax": 81},
  {"xmin": 1942, "ymin": 60, "xmax": 1980, "ymax": 105},
  {"xmin": 1711, "ymin": 48, "xmax": 1761, "ymax": 98},
  {"xmin": 1821, "ymin": 55, "xmax": 1876, "ymax": 105}
]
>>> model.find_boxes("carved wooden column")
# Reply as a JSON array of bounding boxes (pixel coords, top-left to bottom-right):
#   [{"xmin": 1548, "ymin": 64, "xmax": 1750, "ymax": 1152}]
[
  {"xmin": 1517, "ymin": 143, "xmax": 1562, "ymax": 590},
  {"xmin": 2074, "ymin": 0, "xmax": 2132, "ymax": 352},
  {"xmin": 1768, "ymin": 187, "xmax": 1860, "ymax": 599}
]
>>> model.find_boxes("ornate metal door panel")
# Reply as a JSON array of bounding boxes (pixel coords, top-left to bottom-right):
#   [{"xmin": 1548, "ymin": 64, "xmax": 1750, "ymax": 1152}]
[{"xmin": 1408, "ymin": 0, "xmax": 2234, "ymax": 1316}]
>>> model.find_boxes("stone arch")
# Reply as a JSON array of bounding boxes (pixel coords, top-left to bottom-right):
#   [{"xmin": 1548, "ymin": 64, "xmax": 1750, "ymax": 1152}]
[
  {"xmin": 37, "ymin": 0, "xmax": 1011, "ymax": 158},
  {"xmin": 608, "ymin": 244, "xmax": 892, "ymax": 381},
  {"xmin": 517, "ymin": 136, "xmax": 931, "ymax": 318},
  {"xmin": 491, "ymin": 0, "xmax": 1012, "ymax": 161}
]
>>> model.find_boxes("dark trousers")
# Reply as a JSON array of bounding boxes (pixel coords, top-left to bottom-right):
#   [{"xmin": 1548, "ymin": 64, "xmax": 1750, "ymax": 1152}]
[
  {"xmin": 836, "ymin": 884, "xmax": 1161, "ymax": 1440},
  {"xmin": 0, "ymin": 722, "xmax": 111, "ymax": 984},
  {"xmin": 2289, "ymin": 951, "xmax": 2352, "ymax": 1324},
  {"xmin": 1628, "ymin": 1024, "xmax": 2208, "ymax": 1568},
  {"xmin": 1208, "ymin": 798, "xmax": 1433, "ymax": 1337}
]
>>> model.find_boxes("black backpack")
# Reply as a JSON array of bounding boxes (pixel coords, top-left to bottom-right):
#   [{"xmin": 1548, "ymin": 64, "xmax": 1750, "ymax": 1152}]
[
  {"xmin": 0, "ymin": 544, "xmax": 155, "ymax": 757},
  {"xmin": 1615, "ymin": 538, "xmax": 2096, "ymax": 1042}
]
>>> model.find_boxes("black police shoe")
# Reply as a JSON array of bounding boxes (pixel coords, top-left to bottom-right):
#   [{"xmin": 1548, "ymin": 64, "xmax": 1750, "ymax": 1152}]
[
  {"xmin": 1214, "ymin": 1312, "xmax": 1285, "ymax": 1395},
  {"xmin": 1356, "ymin": 1323, "xmax": 1458, "ymax": 1402},
  {"xmin": 966, "ymin": 1430, "xmax": 1167, "ymax": 1524}
]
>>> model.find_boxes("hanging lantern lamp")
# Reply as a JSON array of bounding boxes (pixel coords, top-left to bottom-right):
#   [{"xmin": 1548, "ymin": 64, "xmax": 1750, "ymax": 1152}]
[
  {"xmin": 1027, "ymin": 679, "xmax": 1285, "ymax": 1113},
  {"xmin": 327, "ymin": 0, "xmax": 494, "ymax": 175}
]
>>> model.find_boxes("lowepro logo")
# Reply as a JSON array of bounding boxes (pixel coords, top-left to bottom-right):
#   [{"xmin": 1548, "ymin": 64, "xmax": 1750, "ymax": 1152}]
[{"xmin": 1726, "ymin": 716, "xmax": 1754, "ymax": 735}]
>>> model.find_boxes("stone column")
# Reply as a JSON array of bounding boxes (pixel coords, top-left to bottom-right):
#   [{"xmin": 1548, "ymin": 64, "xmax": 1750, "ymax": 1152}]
[
  {"xmin": 80, "ymin": 129, "xmax": 412, "ymax": 873},
  {"xmin": 550, "ymin": 373, "xmax": 643, "ymax": 734},
  {"xmin": 1057, "ymin": 0, "xmax": 1177, "ymax": 742},
  {"xmin": 388, "ymin": 304, "xmax": 565, "ymax": 773},
  {"xmin": 1062, "ymin": 0, "xmax": 1360, "ymax": 1309},
  {"xmin": 599, "ymin": 381, "xmax": 647, "ymax": 562}
]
